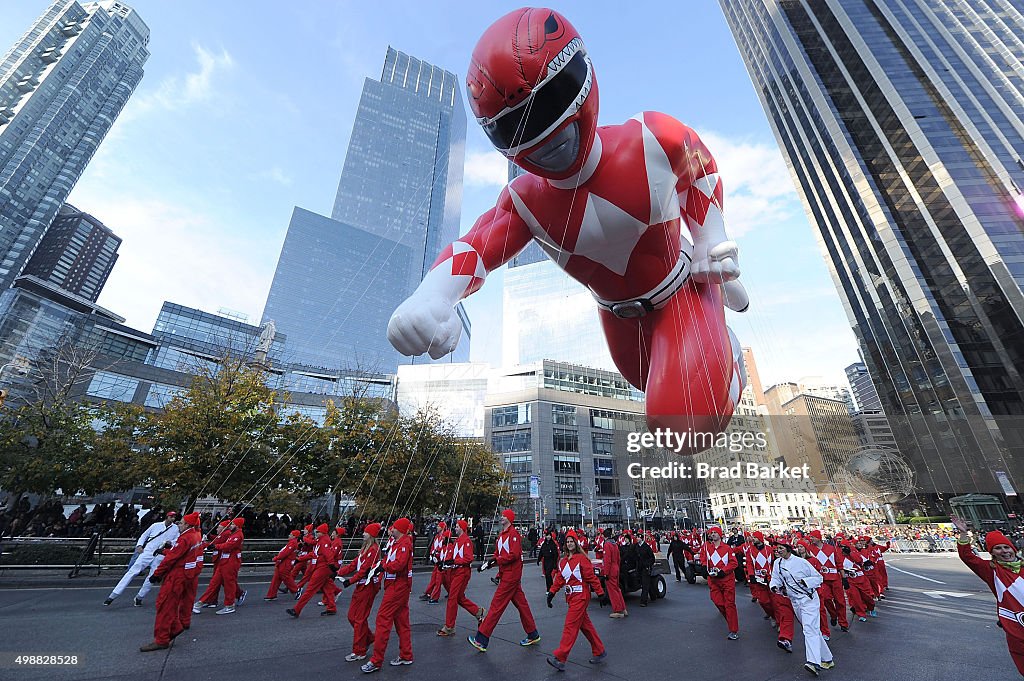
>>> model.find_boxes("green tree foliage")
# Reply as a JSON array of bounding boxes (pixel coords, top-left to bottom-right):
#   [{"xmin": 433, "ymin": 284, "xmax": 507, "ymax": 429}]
[{"xmin": 128, "ymin": 356, "xmax": 282, "ymax": 511}]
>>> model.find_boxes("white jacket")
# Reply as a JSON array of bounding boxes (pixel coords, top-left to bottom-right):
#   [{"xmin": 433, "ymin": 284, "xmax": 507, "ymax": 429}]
[
  {"xmin": 136, "ymin": 521, "xmax": 180, "ymax": 557},
  {"xmin": 770, "ymin": 554, "xmax": 822, "ymax": 601}
]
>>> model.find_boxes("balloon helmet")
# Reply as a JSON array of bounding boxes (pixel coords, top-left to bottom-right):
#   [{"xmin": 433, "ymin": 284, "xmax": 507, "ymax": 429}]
[{"xmin": 467, "ymin": 8, "xmax": 598, "ymax": 180}]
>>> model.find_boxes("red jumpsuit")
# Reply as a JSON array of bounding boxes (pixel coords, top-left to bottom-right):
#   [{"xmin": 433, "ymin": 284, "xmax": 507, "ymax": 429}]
[
  {"xmin": 874, "ymin": 542, "xmax": 890, "ymax": 591},
  {"xmin": 291, "ymin": 534, "xmax": 314, "ymax": 584},
  {"xmin": 864, "ymin": 543, "xmax": 887, "ymax": 597},
  {"xmin": 841, "ymin": 547, "xmax": 874, "ymax": 617},
  {"xmin": 601, "ymin": 539, "xmax": 626, "ymax": 613},
  {"xmin": 444, "ymin": 533, "xmax": 481, "ymax": 629},
  {"xmin": 216, "ymin": 528, "xmax": 244, "ymax": 607},
  {"xmin": 197, "ymin": 526, "xmax": 230, "ymax": 605},
  {"xmin": 958, "ymin": 539, "xmax": 1024, "ymax": 674},
  {"xmin": 266, "ymin": 537, "xmax": 299, "ymax": 598},
  {"xmin": 293, "ymin": 536, "xmax": 337, "ymax": 615},
  {"xmin": 424, "ymin": 531, "xmax": 446, "ymax": 600},
  {"xmin": 549, "ymin": 553, "xmax": 605, "ymax": 664},
  {"xmin": 150, "ymin": 527, "xmax": 204, "ymax": 645},
  {"xmin": 699, "ymin": 541, "xmax": 739, "ymax": 633},
  {"xmin": 744, "ymin": 543, "xmax": 775, "ymax": 621},
  {"xmin": 370, "ymin": 534, "xmax": 414, "ymax": 667},
  {"xmin": 809, "ymin": 543, "xmax": 847, "ymax": 629},
  {"xmin": 337, "ymin": 543, "xmax": 382, "ymax": 657},
  {"xmin": 475, "ymin": 526, "xmax": 539, "ymax": 647},
  {"xmin": 295, "ymin": 534, "xmax": 316, "ymax": 589},
  {"xmin": 322, "ymin": 535, "xmax": 345, "ymax": 605}
]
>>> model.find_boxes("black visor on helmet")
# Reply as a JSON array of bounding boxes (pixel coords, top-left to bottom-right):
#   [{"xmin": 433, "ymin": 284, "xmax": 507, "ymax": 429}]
[{"xmin": 480, "ymin": 51, "xmax": 589, "ymax": 152}]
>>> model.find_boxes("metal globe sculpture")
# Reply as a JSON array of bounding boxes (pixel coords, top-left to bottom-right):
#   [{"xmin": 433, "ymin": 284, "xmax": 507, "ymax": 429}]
[{"xmin": 844, "ymin": 446, "xmax": 914, "ymax": 503}]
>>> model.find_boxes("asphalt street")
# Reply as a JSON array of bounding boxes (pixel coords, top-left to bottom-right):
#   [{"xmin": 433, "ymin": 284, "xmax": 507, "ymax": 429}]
[{"xmin": 0, "ymin": 552, "xmax": 1009, "ymax": 681}]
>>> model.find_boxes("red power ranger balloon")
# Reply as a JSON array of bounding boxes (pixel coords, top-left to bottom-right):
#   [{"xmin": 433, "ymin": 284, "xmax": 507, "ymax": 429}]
[{"xmin": 388, "ymin": 8, "xmax": 750, "ymax": 451}]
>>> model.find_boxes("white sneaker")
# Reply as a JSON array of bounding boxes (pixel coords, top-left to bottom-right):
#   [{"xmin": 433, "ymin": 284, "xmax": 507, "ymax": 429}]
[
  {"xmin": 389, "ymin": 658, "xmax": 413, "ymax": 666},
  {"xmin": 192, "ymin": 602, "xmax": 203, "ymax": 614},
  {"xmin": 237, "ymin": 590, "xmax": 247, "ymax": 605},
  {"xmin": 215, "ymin": 606, "xmax": 235, "ymax": 615},
  {"xmin": 346, "ymin": 653, "xmax": 367, "ymax": 662}
]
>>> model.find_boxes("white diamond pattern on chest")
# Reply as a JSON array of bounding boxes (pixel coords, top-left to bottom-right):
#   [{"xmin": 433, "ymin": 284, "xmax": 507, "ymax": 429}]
[
  {"xmin": 996, "ymin": 574, "xmax": 1024, "ymax": 607},
  {"xmin": 573, "ymin": 193, "xmax": 648, "ymax": 276},
  {"xmin": 387, "ymin": 548, "xmax": 398, "ymax": 563},
  {"xmin": 754, "ymin": 553, "xmax": 769, "ymax": 568},
  {"xmin": 561, "ymin": 562, "xmax": 582, "ymax": 582},
  {"xmin": 497, "ymin": 536, "xmax": 510, "ymax": 554},
  {"xmin": 453, "ymin": 544, "xmax": 464, "ymax": 560},
  {"xmin": 708, "ymin": 549, "xmax": 726, "ymax": 566}
]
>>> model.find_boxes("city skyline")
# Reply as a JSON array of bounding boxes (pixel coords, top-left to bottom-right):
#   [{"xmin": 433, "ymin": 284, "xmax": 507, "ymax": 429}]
[{"xmin": 0, "ymin": 2, "xmax": 860, "ymax": 387}]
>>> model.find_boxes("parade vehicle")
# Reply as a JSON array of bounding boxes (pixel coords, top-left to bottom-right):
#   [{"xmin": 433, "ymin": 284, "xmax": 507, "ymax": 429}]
[{"xmin": 592, "ymin": 550, "xmax": 669, "ymax": 601}]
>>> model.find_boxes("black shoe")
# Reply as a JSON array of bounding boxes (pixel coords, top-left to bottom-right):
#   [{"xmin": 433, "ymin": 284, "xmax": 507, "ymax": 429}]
[
  {"xmin": 840, "ymin": 626, "xmax": 849, "ymax": 632},
  {"xmin": 427, "ymin": 599, "xmax": 439, "ymax": 604},
  {"xmin": 134, "ymin": 597, "xmax": 143, "ymax": 607},
  {"xmin": 321, "ymin": 610, "xmax": 336, "ymax": 616},
  {"xmin": 640, "ymin": 602, "xmax": 648, "ymax": 607},
  {"xmin": 830, "ymin": 617, "xmax": 837, "ymax": 626},
  {"xmin": 103, "ymin": 598, "xmax": 113, "ymax": 606},
  {"xmin": 286, "ymin": 608, "xmax": 299, "ymax": 618}
]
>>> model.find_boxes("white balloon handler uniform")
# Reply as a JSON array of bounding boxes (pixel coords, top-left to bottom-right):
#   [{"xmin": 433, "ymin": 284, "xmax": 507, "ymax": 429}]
[
  {"xmin": 770, "ymin": 552, "xmax": 834, "ymax": 672},
  {"xmin": 107, "ymin": 519, "xmax": 181, "ymax": 604}
]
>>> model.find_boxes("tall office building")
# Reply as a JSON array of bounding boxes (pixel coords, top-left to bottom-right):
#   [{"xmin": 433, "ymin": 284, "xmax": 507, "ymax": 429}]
[
  {"xmin": 264, "ymin": 48, "xmax": 469, "ymax": 372},
  {"xmin": 846, "ymin": 361, "xmax": 883, "ymax": 413},
  {"xmin": 0, "ymin": 1, "xmax": 148, "ymax": 291},
  {"xmin": 22, "ymin": 204, "xmax": 119, "ymax": 302},
  {"xmin": 722, "ymin": 0, "xmax": 1024, "ymax": 505}
]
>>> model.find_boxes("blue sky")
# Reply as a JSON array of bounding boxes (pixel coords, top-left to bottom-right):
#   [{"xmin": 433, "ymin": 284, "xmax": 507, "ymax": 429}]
[{"xmin": 0, "ymin": 1, "xmax": 859, "ymax": 386}]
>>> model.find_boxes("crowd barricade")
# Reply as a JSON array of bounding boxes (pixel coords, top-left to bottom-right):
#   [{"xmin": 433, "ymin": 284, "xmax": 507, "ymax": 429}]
[{"xmin": 888, "ymin": 538, "xmax": 956, "ymax": 553}]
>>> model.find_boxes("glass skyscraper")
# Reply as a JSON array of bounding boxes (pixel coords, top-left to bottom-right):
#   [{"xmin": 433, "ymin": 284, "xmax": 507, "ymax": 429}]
[
  {"xmin": 501, "ymin": 162, "xmax": 614, "ymax": 370},
  {"xmin": 0, "ymin": 1, "xmax": 148, "ymax": 291},
  {"xmin": 264, "ymin": 47, "xmax": 469, "ymax": 372},
  {"xmin": 503, "ymin": 259, "xmax": 616, "ymax": 372},
  {"xmin": 722, "ymin": 0, "xmax": 1024, "ymax": 504}
]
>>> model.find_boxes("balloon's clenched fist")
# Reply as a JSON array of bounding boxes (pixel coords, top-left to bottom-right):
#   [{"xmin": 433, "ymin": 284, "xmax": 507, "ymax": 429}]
[{"xmin": 387, "ymin": 296, "xmax": 462, "ymax": 360}]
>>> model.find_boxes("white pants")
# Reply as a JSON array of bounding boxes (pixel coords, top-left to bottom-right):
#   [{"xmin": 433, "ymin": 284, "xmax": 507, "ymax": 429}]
[
  {"xmin": 793, "ymin": 594, "xmax": 832, "ymax": 666},
  {"xmin": 110, "ymin": 553, "xmax": 164, "ymax": 600}
]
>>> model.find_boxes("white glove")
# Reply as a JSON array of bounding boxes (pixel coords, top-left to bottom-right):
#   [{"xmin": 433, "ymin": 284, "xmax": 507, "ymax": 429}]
[
  {"xmin": 387, "ymin": 294, "xmax": 462, "ymax": 360},
  {"xmin": 692, "ymin": 240, "xmax": 740, "ymax": 284}
]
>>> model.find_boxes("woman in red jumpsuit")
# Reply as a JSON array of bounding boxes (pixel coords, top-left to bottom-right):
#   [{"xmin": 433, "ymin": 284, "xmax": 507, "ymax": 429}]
[
  {"xmin": 545, "ymin": 529, "xmax": 606, "ymax": 671},
  {"xmin": 337, "ymin": 523, "xmax": 382, "ymax": 663},
  {"xmin": 954, "ymin": 518, "xmax": 1024, "ymax": 675}
]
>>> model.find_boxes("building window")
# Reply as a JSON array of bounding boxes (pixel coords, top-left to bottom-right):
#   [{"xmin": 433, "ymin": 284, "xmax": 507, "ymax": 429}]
[
  {"xmin": 553, "ymin": 428, "xmax": 579, "ymax": 452},
  {"xmin": 592, "ymin": 432, "xmax": 614, "ymax": 455},
  {"xmin": 144, "ymin": 383, "xmax": 185, "ymax": 408},
  {"xmin": 504, "ymin": 454, "xmax": 532, "ymax": 474},
  {"xmin": 492, "ymin": 404, "xmax": 531, "ymax": 427},
  {"xmin": 552, "ymin": 404, "xmax": 577, "ymax": 426},
  {"xmin": 86, "ymin": 371, "xmax": 139, "ymax": 402},
  {"xmin": 590, "ymin": 408, "xmax": 644, "ymax": 430},
  {"xmin": 596, "ymin": 478, "xmax": 619, "ymax": 496},
  {"xmin": 554, "ymin": 455, "xmax": 581, "ymax": 474},
  {"xmin": 594, "ymin": 458, "xmax": 615, "ymax": 477},
  {"xmin": 492, "ymin": 431, "xmax": 531, "ymax": 453},
  {"xmin": 555, "ymin": 475, "xmax": 580, "ymax": 494}
]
